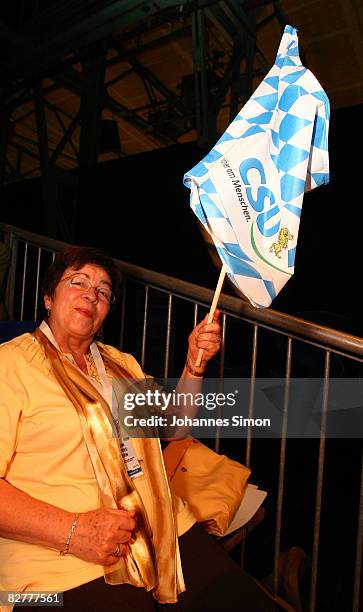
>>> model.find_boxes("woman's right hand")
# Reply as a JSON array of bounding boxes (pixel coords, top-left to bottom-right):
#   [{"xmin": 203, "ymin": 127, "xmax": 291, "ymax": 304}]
[{"xmin": 69, "ymin": 507, "xmax": 136, "ymax": 565}]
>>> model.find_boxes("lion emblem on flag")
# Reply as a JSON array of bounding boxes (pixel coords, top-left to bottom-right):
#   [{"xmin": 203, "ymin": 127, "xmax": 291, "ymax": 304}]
[{"xmin": 269, "ymin": 227, "xmax": 294, "ymax": 258}]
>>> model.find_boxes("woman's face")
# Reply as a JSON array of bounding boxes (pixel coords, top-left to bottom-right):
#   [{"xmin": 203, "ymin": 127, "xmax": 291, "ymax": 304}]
[{"xmin": 44, "ymin": 263, "xmax": 112, "ymax": 343}]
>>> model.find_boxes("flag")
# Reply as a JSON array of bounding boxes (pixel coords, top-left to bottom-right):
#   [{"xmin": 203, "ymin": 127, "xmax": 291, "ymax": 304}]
[{"xmin": 184, "ymin": 25, "xmax": 330, "ymax": 308}]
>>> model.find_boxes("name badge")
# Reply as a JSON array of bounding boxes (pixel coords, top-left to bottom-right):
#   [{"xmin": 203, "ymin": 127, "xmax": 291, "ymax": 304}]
[{"xmin": 121, "ymin": 437, "xmax": 144, "ymax": 478}]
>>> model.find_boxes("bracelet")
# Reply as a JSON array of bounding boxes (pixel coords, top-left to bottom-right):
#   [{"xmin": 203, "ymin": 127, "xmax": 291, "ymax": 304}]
[
  {"xmin": 60, "ymin": 513, "xmax": 79, "ymax": 556},
  {"xmin": 185, "ymin": 361, "xmax": 205, "ymax": 378}
]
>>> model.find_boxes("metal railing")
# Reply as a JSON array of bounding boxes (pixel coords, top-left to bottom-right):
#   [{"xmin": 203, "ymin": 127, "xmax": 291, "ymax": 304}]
[{"xmin": 0, "ymin": 222, "xmax": 362, "ymax": 612}]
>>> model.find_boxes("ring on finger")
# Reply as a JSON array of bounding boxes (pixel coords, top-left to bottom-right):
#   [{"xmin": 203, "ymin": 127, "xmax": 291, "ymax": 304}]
[
  {"xmin": 216, "ymin": 337, "xmax": 221, "ymax": 343},
  {"xmin": 113, "ymin": 543, "xmax": 121, "ymax": 557}
]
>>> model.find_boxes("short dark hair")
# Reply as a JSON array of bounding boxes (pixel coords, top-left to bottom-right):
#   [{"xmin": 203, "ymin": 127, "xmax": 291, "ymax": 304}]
[{"xmin": 42, "ymin": 246, "xmax": 122, "ymax": 301}]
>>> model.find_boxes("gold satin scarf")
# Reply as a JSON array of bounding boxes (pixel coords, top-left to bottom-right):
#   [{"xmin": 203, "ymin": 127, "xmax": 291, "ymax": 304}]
[{"xmin": 33, "ymin": 328, "xmax": 184, "ymax": 603}]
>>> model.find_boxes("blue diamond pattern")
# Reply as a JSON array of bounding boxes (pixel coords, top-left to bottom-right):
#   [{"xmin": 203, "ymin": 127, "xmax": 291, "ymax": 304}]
[
  {"xmin": 281, "ymin": 68, "xmax": 306, "ymax": 84},
  {"xmin": 216, "ymin": 131, "xmax": 235, "ymax": 144},
  {"xmin": 271, "ymin": 130, "xmax": 279, "ymax": 148},
  {"xmin": 279, "ymin": 114, "xmax": 312, "ymax": 143},
  {"xmin": 246, "ymin": 111, "xmax": 273, "ymax": 125},
  {"xmin": 311, "ymin": 115, "xmax": 328, "ymax": 150},
  {"xmin": 200, "ymin": 193, "xmax": 225, "ymax": 218},
  {"xmin": 279, "ymin": 85, "xmax": 308, "ymax": 112},
  {"xmin": 217, "ymin": 248, "xmax": 262, "ymax": 279},
  {"xmin": 188, "ymin": 162, "xmax": 208, "ymax": 177},
  {"xmin": 263, "ymin": 280, "xmax": 277, "ymax": 301},
  {"xmin": 270, "ymin": 153, "xmax": 279, "ymax": 169},
  {"xmin": 281, "ymin": 174, "xmax": 306, "ymax": 201},
  {"xmin": 255, "ymin": 93, "xmax": 279, "ymax": 111},
  {"xmin": 312, "ymin": 91, "xmax": 330, "ymax": 108},
  {"xmin": 200, "ymin": 178, "xmax": 217, "ymax": 194},
  {"xmin": 311, "ymin": 172, "xmax": 329, "ymax": 186},
  {"xmin": 242, "ymin": 125, "xmax": 265, "ymax": 138},
  {"xmin": 183, "ymin": 25, "xmax": 330, "ymax": 309},
  {"xmin": 204, "ymin": 149, "xmax": 222, "ymax": 163},
  {"xmin": 194, "ymin": 203, "xmax": 207, "ymax": 225},
  {"xmin": 264, "ymin": 76, "xmax": 279, "ymax": 90},
  {"xmin": 284, "ymin": 203, "xmax": 302, "ymax": 218},
  {"xmin": 287, "ymin": 45, "xmax": 300, "ymax": 57},
  {"xmin": 288, "ymin": 247, "xmax": 296, "ymax": 268},
  {"xmin": 275, "ymin": 55, "xmax": 299, "ymax": 68},
  {"xmin": 224, "ymin": 242, "xmax": 253, "ymax": 262},
  {"xmin": 278, "ymin": 143, "xmax": 310, "ymax": 172}
]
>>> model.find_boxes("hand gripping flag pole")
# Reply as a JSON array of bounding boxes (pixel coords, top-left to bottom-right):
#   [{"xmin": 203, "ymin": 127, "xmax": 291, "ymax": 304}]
[
  {"xmin": 195, "ymin": 263, "xmax": 226, "ymax": 367},
  {"xmin": 184, "ymin": 25, "xmax": 330, "ymax": 366}
]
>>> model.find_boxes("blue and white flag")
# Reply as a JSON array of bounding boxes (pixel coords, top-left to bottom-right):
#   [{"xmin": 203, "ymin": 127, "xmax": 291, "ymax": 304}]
[{"xmin": 184, "ymin": 25, "xmax": 330, "ymax": 308}]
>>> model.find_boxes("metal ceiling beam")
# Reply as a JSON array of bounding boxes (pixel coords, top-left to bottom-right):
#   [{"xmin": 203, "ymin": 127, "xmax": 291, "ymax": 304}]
[
  {"xmin": 43, "ymin": 101, "xmax": 77, "ymax": 125},
  {"xmin": 1, "ymin": 1, "xmax": 228, "ymax": 102},
  {"xmin": 229, "ymin": 37, "xmax": 252, "ymax": 120},
  {"xmin": 104, "ymin": 94, "xmax": 178, "ymax": 145},
  {"xmin": 34, "ymin": 82, "xmax": 58, "ymax": 237},
  {"xmin": 13, "ymin": 131, "xmax": 77, "ymax": 164},
  {"xmin": 8, "ymin": 24, "xmax": 192, "ymax": 112},
  {"xmin": 33, "ymin": 82, "xmax": 73, "ymax": 240},
  {"xmin": 192, "ymin": 8, "xmax": 211, "ymax": 145},
  {"xmin": 0, "ymin": 0, "xmax": 240, "ymax": 163},
  {"xmin": 0, "ymin": 0, "xmax": 283, "ymax": 181},
  {"xmin": 113, "ymin": 42, "xmax": 191, "ymax": 118},
  {"xmin": 50, "ymin": 108, "xmax": 79, "ymax": 159},
  {"xmin": 78, "ymin": 45, "xmax": 107, "ymax": 167},
  {"xmin": 9, "ymin": 140, "xmax": 40, "ymax": 162},
  {"xmin": 0, "ymin": 107, "xmax": 11, "ymax": 184},
  {"xmin": 242, "ymin": 0, "xmax": 273, "ymax": 8},
  {"xmin": 222, "ymin": 0, "xmax": 270, "ymax": 71},
  {"xmin": 9, "ymin": 83, "xmax": 63, "ymax": 113},
  {"xmin": 111, "ymin": 42, "xmax": 194, "ymax": 140},
  {"xmin": 57, "ymin": 66, "xmax": 178, "ymax": 146},
  {"xmin": 5, "ymin": 158, "xmax": 17, "ymax": 178},
  {"xmin": 113, "ymin": 21, "xmax": 192, "ymax": 53},
  {"xmin": 106, "ymin": 68, "xmax": 134, "ymax": 89},
  {"xmin": 336, "ymin": 0, "xmax": 363, "ymax": 80},
  {"xmin": 257, "ymin": 10, "xmax": 280, "ymax": 30},
  {"xmin": 20, "ymin": 0, "xmax": 105, "ymax": 35},
  {"xmin": 1, "ymin": 1, "xmax": 200, "ymax": 88},
  {"xmin": 215, "ymin": 0, "xmax": 258, "ymax": 111},
  {"xmin": 50, "ymin": 112, "xmax": 80, "ymax": 163},
  {"xmin": 207, "ymin": 1, "xmax": 238, "ymax": 39},
  {"xmin": 15, "ymin": 146, "xmax": 22, "ymax": 174},
  {"xmin": 213, "ymin": 30, "xmax": 250, "ymax": 106},
  {"xmin": 191, "ymin": 1, "xmax": 262, "ymax": 145}
]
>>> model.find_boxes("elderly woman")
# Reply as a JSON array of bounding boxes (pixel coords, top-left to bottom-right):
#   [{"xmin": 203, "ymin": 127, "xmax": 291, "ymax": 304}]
[{"xmin": 0, "ymin": 247, "xmax": 276, "ymax": 611}]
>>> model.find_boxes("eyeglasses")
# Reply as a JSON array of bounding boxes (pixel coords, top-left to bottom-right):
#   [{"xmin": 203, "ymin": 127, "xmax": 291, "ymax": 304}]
[{"xmin": 60, "ymin": 274, "xmax": 116, "ymax": 305}]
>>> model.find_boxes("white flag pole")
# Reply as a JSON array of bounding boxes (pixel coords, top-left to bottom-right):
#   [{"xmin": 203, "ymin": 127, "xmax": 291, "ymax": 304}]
[{"xmin": 195, "ymin": 263, "xmax": 227, "ymax": 367}]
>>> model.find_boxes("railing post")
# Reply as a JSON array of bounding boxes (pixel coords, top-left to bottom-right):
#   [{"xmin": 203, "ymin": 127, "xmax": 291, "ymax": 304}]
[{"xmin": 5, "ymin": 229, "xmax": 17, "ymax": 319}]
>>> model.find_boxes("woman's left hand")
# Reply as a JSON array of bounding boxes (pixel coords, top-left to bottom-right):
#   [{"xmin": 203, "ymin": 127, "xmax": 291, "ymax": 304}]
[{"xmin": 186, "ymin": 309, "xmax": 221, "ymax": 374}]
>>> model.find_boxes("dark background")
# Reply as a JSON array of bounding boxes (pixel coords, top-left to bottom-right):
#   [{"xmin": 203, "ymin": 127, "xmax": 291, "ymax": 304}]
[
  {"xmin": 1, "ymin": 103, "xmax": 362, "ymax": 336},
  {"xmin": 0, "ymin": 103, "xmax": 362, "ymax": 611}
]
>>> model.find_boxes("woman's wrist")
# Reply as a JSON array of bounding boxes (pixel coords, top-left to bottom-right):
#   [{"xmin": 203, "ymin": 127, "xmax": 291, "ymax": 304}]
[
  {"xmin": 60, "ymin": 512, "xmax": 79, "ymax": 556},
  {"xmin": 185, "ymin": 358, "xmax": 206, "ymax": 378}
]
